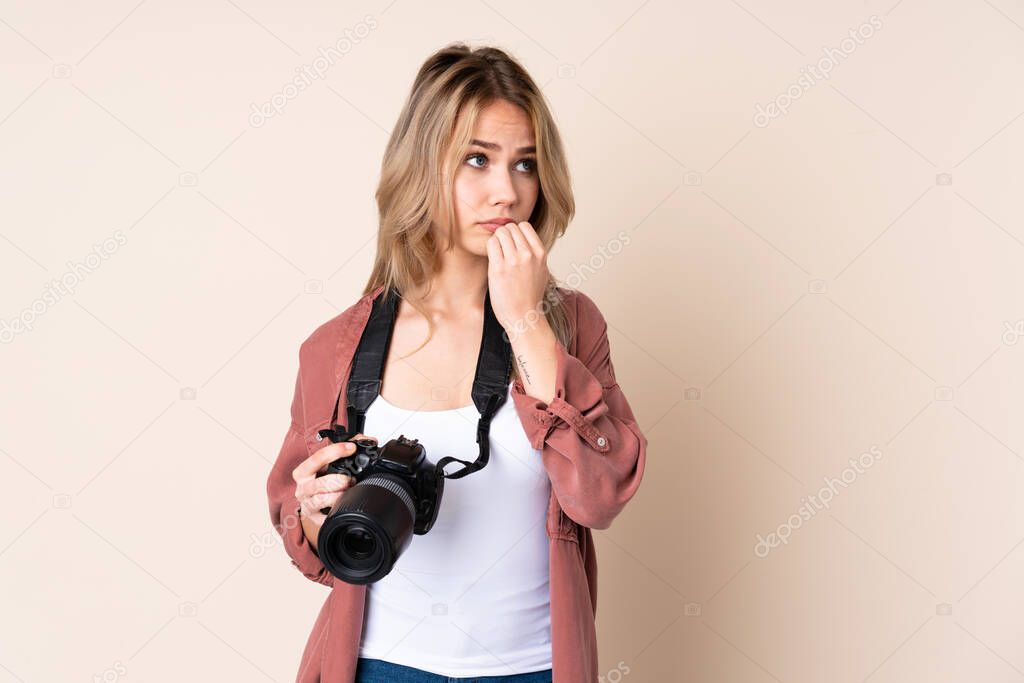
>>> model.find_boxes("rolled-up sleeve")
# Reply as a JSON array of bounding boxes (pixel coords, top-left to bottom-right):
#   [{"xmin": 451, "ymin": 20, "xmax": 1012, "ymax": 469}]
[
  {"xmin": 266, "ymin": 357, "xmax": 335, "ymax": 587},
  {"xmin": 510, "ymin": 294, "xmax": 647, "ymax": 530}
]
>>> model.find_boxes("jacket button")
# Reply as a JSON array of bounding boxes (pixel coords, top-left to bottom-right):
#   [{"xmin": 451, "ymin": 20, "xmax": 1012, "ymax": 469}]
[{"xmin": 596, "ymin": 436, "xmax": 607, "ymax": 447}]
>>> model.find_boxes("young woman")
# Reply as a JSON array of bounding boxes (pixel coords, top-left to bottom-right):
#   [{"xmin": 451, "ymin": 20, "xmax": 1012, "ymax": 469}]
[{"xmin": 267, "ymin": 43, "xmax": 647, "ymax": 683}]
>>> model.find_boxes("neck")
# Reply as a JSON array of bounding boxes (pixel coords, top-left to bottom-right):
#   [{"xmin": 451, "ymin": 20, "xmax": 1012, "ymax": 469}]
[{"xmin": 407, "ymin": 248, "xmax": 488, "ymax": 315}]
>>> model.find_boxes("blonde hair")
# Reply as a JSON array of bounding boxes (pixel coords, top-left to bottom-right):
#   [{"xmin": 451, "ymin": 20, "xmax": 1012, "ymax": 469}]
[{"xmin": 363, "ymin": 42, "xmax": 577, "ymax": 382}]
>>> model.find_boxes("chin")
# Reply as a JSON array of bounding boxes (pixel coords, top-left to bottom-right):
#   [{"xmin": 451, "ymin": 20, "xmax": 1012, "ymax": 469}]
[
  {"xmin": 456, "ymin": 230, "xmax": 492, "ymax": 257},
  {"xmin": 452, "ymin": 238, "xmax": 489, "ymax": 259}
]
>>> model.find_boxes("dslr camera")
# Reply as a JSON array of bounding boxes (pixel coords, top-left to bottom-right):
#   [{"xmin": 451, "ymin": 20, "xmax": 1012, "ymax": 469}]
[{"xmin": 314, "ymin": 430, "xmax": 444, "ymax": 584}]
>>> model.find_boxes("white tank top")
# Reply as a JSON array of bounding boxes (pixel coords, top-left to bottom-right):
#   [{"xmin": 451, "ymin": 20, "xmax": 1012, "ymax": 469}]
[{"xmin": 356, "ymin": 382, "xmax": 553, "ymax": 677}]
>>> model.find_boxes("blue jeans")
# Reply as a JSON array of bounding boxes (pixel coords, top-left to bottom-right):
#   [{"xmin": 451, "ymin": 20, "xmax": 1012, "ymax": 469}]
[{"xmin": 354, "ymin": 657, "xmax": 553, "ymax": 683}]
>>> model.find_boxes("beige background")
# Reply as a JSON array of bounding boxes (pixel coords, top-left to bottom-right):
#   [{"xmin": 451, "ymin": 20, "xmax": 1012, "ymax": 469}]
[{"xmin": 2, "ymin": 1, "xmax": 1024, "ymax": 681}]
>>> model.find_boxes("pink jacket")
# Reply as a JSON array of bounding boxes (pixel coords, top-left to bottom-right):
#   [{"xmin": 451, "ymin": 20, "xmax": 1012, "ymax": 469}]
[{"xmin": 266, "ymin": 284, "xmax": 648, "ymax": 682}]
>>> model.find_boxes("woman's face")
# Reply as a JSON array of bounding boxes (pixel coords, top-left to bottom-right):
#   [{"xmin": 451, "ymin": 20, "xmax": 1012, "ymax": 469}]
[{"xmin": 446, "ymin": 99, "xmax": 540, "ymax": 257}]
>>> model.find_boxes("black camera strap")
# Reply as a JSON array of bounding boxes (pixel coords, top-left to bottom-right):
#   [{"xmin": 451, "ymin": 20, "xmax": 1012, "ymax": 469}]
[{"xmin": 325, "ymin": 286, "xmax": 513, "ymax": 480}]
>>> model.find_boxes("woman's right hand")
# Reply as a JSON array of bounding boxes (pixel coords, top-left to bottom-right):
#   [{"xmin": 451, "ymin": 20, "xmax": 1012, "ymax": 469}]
[{"xmin": 291, "ymin": 433, "xmax": 377, "ymax": 528}]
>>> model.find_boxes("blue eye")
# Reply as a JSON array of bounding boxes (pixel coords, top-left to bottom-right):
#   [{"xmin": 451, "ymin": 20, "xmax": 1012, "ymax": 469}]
[{"xmin": 465, "ymin": 153, "xmax": 537, "ymax": 173}]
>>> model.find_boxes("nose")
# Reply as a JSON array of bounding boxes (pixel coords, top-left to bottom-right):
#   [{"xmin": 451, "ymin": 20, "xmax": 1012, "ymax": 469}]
[{"xmin": 487, "ymin": 165, "xmax": 517, "ymax": 209}]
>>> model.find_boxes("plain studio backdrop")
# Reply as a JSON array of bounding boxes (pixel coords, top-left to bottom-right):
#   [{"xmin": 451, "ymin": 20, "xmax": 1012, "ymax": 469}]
[{"xmin": 2, "ymin": 1, "xmax": 1024, "ymax": 681}]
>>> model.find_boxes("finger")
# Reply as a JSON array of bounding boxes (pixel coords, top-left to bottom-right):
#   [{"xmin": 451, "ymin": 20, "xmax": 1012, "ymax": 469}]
[
  {"xmin": 310, "ymin": 441, "xmax": 357, "ymax": 471},
  {"xmin": 517, "ymin": 221, "xmax": 546, "ymax": 259},
  {"xmin": 303, "ymin": 491, "xmax": 343, "ymax": 512},
  {"xmin": 505, "ymin": 222, "xmax": 530, "ymax": 256},
  {"xmin": 301, "ymin": 473, "xmax": 354, "ymax": 497},
  {"xmin": 493, "ymin": 226, "xmax": 516, "ymax": 262},
  {"xmin": 320, "ymin": 473, "xmax": 356, "ymax": 493},
  {"xmin": 299, "ymin": 501, "xmax": 328, "ymax": 523},
  {"xmin": 486, "ymin": 231, "xmax": 504, "ymax": 261},
  {"xmin": 348, "ymin": 433, "xmax": 378, "ymax": 444},
  {"xmin": 292, "ymin": 441, "xmax": 356, "ymax": 482}
]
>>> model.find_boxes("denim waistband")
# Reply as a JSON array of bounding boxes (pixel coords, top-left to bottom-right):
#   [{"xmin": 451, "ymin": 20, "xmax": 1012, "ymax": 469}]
[{"xmin": 354, "ymin": 657, "xmax": 553, "ymax": 683}]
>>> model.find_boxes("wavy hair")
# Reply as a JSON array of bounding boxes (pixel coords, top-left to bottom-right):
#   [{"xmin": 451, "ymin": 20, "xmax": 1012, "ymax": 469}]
[{"xmin": 363, "ymin": 42, "xmax": 576, "ymax": 382}]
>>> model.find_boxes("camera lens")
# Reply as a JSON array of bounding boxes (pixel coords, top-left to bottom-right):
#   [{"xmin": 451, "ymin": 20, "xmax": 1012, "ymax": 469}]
[
  {"xmin": 343, "ymin": 527, "xmax": 376, "ymax": 558},
  {"xmin": 318, "ymin": 474, "xmax": 416, "ymax": 584}
]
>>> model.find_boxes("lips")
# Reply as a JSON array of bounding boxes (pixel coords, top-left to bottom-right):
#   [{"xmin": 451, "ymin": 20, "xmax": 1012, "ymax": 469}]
[{"xmin": 478, "ymin": 219, "xmax": 514, "ymax": 232}]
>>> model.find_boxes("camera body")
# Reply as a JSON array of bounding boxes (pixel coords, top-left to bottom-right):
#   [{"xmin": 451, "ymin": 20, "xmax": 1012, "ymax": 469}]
[
  {"xmin": 321, "ymin": 432, "xmax": 444, "ymax": 535},
  {"xmin": 314, "ymin": 429, "xmax": 445, "ymax": 583}
]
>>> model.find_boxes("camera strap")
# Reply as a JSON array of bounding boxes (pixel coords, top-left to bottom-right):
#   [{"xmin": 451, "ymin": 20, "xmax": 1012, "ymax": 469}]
[{"xmin": 325, "ymin": 285, "xmax": 513, "ymax": 480}]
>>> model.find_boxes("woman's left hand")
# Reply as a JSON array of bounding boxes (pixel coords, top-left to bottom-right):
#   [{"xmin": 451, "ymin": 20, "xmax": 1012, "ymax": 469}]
[{"xmin": 485, "ymin": 221, "xmax": 550, "ymax": 332}]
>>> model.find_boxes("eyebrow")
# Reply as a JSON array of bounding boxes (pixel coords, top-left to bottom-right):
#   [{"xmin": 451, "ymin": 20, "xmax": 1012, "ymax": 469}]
[{"xmin": 469, "ymin": 139, "xmax": 536, "ymax": 154}]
